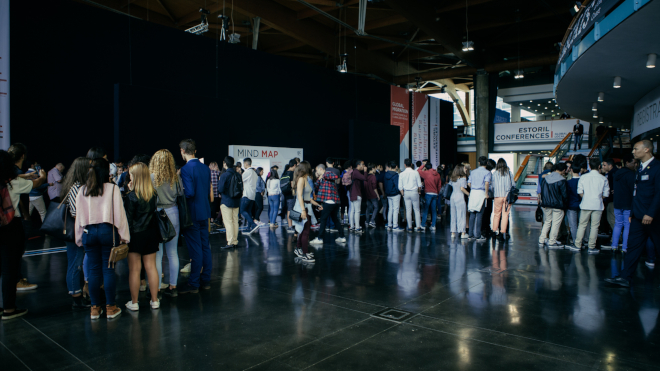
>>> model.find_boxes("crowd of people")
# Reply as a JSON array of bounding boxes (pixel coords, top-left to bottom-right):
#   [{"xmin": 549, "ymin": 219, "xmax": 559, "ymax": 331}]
[{"xmin": 0, "ymin": 137, "xmax": 656, "ymax": 321}]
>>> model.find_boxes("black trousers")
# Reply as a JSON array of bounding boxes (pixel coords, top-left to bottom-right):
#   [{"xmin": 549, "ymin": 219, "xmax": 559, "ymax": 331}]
[
  {"xmin": 317, "ymin": 203, "xmax": 344, "ymax": 239},
  {"xmin": 620, "ymin": 217, "xmax": 660, "ymax": 281},
  {"xmin": 252, "ymin": 193, "xmax": 264, "ymax": 221},
  {"xmin": 0, "ymin": 218, "xmax": 25, "ymax": 310}
]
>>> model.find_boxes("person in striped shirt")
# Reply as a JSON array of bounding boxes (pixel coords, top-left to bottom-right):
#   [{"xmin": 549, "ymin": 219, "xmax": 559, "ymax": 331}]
[{"xmin": 491, "ymin": 158, "xmax": 514, "ymax": 240}]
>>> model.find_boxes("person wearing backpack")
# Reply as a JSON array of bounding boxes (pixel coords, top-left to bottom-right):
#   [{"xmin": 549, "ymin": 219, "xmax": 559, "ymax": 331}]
[
  {"xmin": 0, "ymin": 150, "xmax": 47, "ymax": 320},
  {"xmin": 383, "ymin": 161, "xmax": 403, "ymax": 232},
  {"xmin": 218, "ymin": 156, "xmax": 243, "ymax": 249},
  {"xmin": 239, "ymin": 158, "xmax": 261, "ymax": 235},
  {"xmin": 491, "ymin": 159, "xmax": 514, "ymax": 240}
]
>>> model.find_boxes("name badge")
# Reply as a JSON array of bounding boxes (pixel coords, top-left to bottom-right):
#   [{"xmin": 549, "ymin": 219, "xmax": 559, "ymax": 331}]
[{"xmin": 642, "ymin": 175, "xmax": 650, "ymax": 181}]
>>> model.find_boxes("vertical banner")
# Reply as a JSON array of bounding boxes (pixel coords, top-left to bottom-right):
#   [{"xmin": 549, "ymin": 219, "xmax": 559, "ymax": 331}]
[
  {"xmin": 0, "ymin": 0, "xmax": 9, "ymax": 150},
  {"xmin": 429, "ymin": 97, "xmax": 440, "ymax": 167},
  {"xmin": 411, "ymin": 92, "xmax": 428, "ymax": 163},
  {"xmin": 390, "ymin": 86, "xmax": 409, "ymax": 169}
]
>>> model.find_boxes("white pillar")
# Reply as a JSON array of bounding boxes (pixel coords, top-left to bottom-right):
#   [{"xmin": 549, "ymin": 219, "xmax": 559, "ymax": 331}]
[
  {"xmin": 510, "ymin": 106, "xmax": 521, "ymax": 122},
  {"xmin": 0, "ymin": 0, "xmax": 9, "ymax": 150}
]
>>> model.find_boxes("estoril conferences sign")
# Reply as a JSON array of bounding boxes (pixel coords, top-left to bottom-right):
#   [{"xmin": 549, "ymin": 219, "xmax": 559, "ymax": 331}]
[
  {"xmin": 494, "ymin": 119, "xmax": 588, "ymax": 143},
  {"xmin": 632, "ymin": 85, "xmax": 660, "ymax": 139}
]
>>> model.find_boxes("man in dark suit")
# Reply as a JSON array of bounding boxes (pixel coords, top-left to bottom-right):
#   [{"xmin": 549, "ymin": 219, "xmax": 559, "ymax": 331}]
[
  {"xmin": 606, "ymin": 140, "xmax": 660, "ymax": 288},
  {"xmin": 178, "ymin": 139, "xmax": 212, "ymax": 294}
]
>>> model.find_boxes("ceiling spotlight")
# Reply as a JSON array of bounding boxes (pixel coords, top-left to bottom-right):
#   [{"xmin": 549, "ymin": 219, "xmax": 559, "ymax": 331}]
[
  {"xmin": 338, "ymin": 53, "xmax": 348, "ymax": 73},
  {"xmin": 548, "ymin": 101, "xmax": 551, "ymax": 103},
  {"xmin": 613, "ymin": 76, "xmax": 621, "ymax": 88},
  {"xmin": 514, "ymin": 70, "xmax": 524, "ymax": 79},
  {"xmin": 551, "ymin": 110, "xmax": 554, "ymax": 112},
  {"xmin": 519, "ymin": 103, "xmax": 523, "ymax": 105},
  {"xmin": 592, "ymin": 102, "xmax": 598, "ymax": 111},
  {"xmin": 545, "ymin": 107, "xmax": 548, "ymax": 109},
  {"xmin": 530, "ymin": 100, "xmax": 533, "ymax": 102},
  {"xmin": 538, "ymin": 104, "xmax": 541, "ymax": 106},
  {"xmin": 593, "ymin": 112, "xmax": 598, "ymax": 118},
  {"xmin": 648, "ymin": 54, "xmax": 657, "ymax": 68},
  {"xmin": 599, "ymin": 117, "xmax": 604, "ymax": 123},
  {"xmin": 608, "ymin": 125, "xmax": 613, "ymax": 128},
  {"xmin": 528, "ymin": 106, "xmax": 530, "ymax": 108},
  {"xmin": 598, "ymin": 92, "xmax": 604, "ymax": 102},
  {"xmin": 462, "ymin": 41, "xmax": 474, "ymax": 52}
]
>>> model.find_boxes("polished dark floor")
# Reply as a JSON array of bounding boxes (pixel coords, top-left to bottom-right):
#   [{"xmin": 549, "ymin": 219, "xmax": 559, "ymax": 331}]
[{"xmin": 2, "ymin": 205, "xmax": 660, "ymax": 370}]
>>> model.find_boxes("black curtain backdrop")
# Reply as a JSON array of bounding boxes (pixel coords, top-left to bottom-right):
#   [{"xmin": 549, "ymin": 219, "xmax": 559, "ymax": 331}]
[
  {"xmin": 439, "ymin": 100, "xmax": 457, "ymax": 167},
  {"xmin": 10, "ymin": 0, "xmax": 390, "ymax": 170}
]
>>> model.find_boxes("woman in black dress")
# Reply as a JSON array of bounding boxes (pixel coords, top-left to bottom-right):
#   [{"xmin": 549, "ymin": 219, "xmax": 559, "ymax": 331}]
[{"xmin": 124, "ymin": 163, "xmax": 161, "ymax": 311}]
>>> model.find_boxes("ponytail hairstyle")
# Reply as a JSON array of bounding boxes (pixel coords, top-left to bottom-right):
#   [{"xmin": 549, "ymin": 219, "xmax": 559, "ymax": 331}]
[
  {"xmin": 60, "ymin": 157, "xmax": 90, "ymax": 199},
  {"xmin": 84, "ymin": 158, "xmax": 111, "ymax": 197}
]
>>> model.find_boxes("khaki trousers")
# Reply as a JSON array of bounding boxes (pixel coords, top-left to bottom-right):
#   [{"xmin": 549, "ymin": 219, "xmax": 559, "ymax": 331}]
[
  {"xmin": 539, "ymin": 207, "xmax": 564, "ymax": 244},
  {"xmin": 575, "ymin": 210, "xmax": 602, "ymax": 249},
  {"xmin": 221, "ymin": 205, "xmax": 240, "ymax": 246}
]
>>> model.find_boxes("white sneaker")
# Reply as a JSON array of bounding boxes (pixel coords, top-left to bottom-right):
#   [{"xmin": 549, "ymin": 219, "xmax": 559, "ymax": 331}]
[
  {"xmin": 125, "ymin": 301, "xmax": 139, "ymax": 311},
  {"xmin": 461, "ymin": 233, "xmax": 469, "ymax": 239},
  {"xmin": 310, "ymin": 238, "xmax": 324, "ymax": 245},
  {"xmin": 600, "ymin": 245, "xmax": 615, "ymax": 250},
  {"xmin": 150, "ymin": 300, "xmax": 160, "ymax": 309},
  {"xmin": 335, "ymin": 237, "xmax": 347, "ymax": 243},
  {"xmin": 180, "ymin": 263, "xmax": 191, "ymax": 273},
  {"xmin": 159, "ymin": 283, "xmax": 169, "ymax": 289}
]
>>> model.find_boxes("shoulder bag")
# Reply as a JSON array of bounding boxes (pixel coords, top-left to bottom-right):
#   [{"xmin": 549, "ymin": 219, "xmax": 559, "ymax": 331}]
[
  {"xmin": 176, "ymin": 180, "xmax": 193, "ymax": 230},
  {"xmin": 154, "ymin": 189, "xmax": 176, "ymax": 243},
  {"xmin": 40, "ymin": 201, "xmax": 75, "ymax": 242},
  {"xmin": 108, "ymin": 185, "xmax": 129, "ymax": 268},
  {"xmin": 505, "ymin": 172, "xmax": 519, "ymax": 211}
]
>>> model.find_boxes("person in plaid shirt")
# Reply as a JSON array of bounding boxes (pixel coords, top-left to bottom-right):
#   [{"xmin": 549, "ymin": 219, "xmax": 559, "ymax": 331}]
[
  {"xmin": 310, "ymin": 158, "xmax": 346, "ymax": 245},
  {"xmin": 209, "ymin": 162, "xmax": 221, "ymax": 226}
]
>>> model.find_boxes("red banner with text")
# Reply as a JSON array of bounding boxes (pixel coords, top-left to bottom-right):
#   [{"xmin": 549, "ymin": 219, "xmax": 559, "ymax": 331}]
[{"xmin": 390, "ymin": 86, "xmax": 410, "ymax": 169}]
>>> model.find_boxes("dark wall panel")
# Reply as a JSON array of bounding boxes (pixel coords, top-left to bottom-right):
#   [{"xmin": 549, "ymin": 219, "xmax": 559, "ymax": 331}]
[
  {"xmin": 10, "ymin": 0, "xmax": 389, "ymax": 169},
  {"xmin": 439, "ymin": 100, "xmax": 457, "ymax": 167}
]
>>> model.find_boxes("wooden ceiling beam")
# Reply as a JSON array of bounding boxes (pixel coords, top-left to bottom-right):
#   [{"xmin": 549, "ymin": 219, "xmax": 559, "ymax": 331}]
[
  {"xmin": 155, "ymin": 0, "xmax": 176, "ymax": 23},
  {"xmin": 297, "ymin": 0, "xmax": 359, "ymax": 20},
  {"xmin": 383, "ymin": 0, "xmax": 480, "ymax": 67},
  {"xmin": 265, "ymin": 41, "xmax": 306, "ymax": 54},
  {"xmin": 339, "ymin": 14, "xmax": 407, "ymax": 36}
]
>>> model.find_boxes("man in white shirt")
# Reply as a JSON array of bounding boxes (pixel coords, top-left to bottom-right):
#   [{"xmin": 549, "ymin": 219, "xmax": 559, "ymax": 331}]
[
  {"xmin": 467, "ymin": 156, "xmax": 492, "ymax": 241},
  {"xmin": 570, "ymin": 157, "xmax": 610, "ymax": 253},
  {"xmin": 240, "ymin": 157, "xmax": 260, "ymax": 233},
  {"xmin": 398, "ymin": 158, "xmax": 423, "ymax": 232}
]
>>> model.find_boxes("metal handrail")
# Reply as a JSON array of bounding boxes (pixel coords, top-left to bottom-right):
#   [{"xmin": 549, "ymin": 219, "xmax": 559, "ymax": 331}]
[
  {"xmin": 588, "ymin": 131, "xmax": 610, "ymax": 157},
  {"xmin": 548, "ymin": 132, "xmax": 574, "ymax": 158},
  {"xmin": 514, "ymin": 154, "xmax": 531, "ymax": 184}
]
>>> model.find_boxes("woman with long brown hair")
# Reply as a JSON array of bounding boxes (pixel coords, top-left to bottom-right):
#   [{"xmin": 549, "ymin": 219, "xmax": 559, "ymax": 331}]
[
  {"xmin": 124, "ymin": 163, "xmax": 161, "ymax": 311},
  {"xmin": 60, "ymin": 157, "xmax": 91, "ymax": 309},
  {"xmin": 149, "ymin": 149, "xmax": 181, "ymax": 297},
  {"xmin": 75, "ymin": 158, "xmax": 129, "ymax": 319},
  {"xmin": 291, "ymin": 161, "xmax": 322, "ymax": 262},
  {"xmin": 491, "ymin": 158, "xmax": 514, "ymax": 240}
]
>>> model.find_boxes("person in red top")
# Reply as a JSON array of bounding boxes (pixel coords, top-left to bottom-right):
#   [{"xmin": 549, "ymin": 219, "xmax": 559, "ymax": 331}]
[
  {"xmin": 364, "ymin": 165, "xmax": 380, "ymax": 228},
  {"xmin": 348, "ymin": 159, "xmax": 367, "ymax": 232},
  {"xmin": 418, "ymin": 161, "xmax": 442, "ymax": 231},
  {"xmin": 309, "ymin": 159, "xmax": 346, "ymax": 245}
]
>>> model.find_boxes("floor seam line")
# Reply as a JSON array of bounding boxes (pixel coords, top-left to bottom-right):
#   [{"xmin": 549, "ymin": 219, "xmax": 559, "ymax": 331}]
[
  {"xmin": 0, "ymin": 340, "xmax": 34, "ymax": 371},
  {"xmin": 395, "ymin": 270, "xmax": 479, "ymax": 307},
  {"xmin": 21, "ymin": 319, "xmax": 95, "ymax": 371},
  {"xmin": 300, "ymin": 322, "xmax": 401, "ymax": 370},
  {"xmin": 414, "ymin": 280, "xmax": 485, "ymax": 316},
  {"xmin": 258, "ymin": 286, "xmax": 383, "ymax": 315},
  {"xmin": 242, "ymin": 317, "xmax": 373, "ymax": 371}
]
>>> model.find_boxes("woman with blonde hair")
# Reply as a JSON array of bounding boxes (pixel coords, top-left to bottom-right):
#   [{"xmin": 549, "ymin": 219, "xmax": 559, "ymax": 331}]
[
  {"xmin": 149, "ymin": 149, "xmax": 182, "ymax": 297},
  {"xmin": 124, "ymin": 163, "xmax": 161, "ymax": 310}
]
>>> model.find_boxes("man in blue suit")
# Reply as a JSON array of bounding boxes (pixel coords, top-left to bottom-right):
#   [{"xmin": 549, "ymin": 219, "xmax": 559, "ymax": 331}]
[
  {"xmin": 606, "ymin": 140, "xmax": 660, "ymax": 288},
  {"xmin": 178, "ymin": 139, "xmax": 212, "ymax": 294}
]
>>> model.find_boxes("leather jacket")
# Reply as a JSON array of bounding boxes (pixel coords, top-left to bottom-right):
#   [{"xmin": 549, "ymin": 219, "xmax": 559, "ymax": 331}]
[
  {"xmin": 540, "ymin": 172, "xmax": 567, "ymax": 209},
  {"xmin": 124, "ymin": 191, "xmax": 157, "ymax": 234}
]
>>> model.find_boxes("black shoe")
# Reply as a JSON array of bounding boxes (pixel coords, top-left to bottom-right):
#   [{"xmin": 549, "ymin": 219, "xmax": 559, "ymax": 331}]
[
  {"xmin": 496, "ymin": 233, "xmax": 504, "ymax": 241},
  {"xmin": 221, "ymin": 244, "xmax": 234, "ymax": 249},
  {"xmin": 178, "ymin": 284, "xmax": 199, "ymax": 295},
  {"xmin": 162, "ymin": 287, "xmax": 178, "ymax": 297},
  {"xmin": 2, "ymin": 308, "xmax": 28, "ymax": 320},
  {"xmin": 72, "ymin": 296, "xmax": 91, "ymax": 310},
  {"xmin": 200, "ymin": 282, "xmax": 211, "ymax": 290},
  {"xmin": 604, "ymin": 277, "xmax": 630, "ymax": 288}
]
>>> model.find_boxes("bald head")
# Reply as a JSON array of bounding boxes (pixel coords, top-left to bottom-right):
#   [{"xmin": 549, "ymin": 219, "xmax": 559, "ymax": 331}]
[
  {"xmin": 56, "ymin": 163, "xmax": 65, "ymax": 171},
  {"xmin": 633, "ymin": 140, "xmax": 654, "ymax": 162}
]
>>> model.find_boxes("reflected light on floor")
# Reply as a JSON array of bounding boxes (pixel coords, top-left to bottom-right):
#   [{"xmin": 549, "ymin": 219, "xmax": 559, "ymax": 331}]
[{"xmin": 509, "ymin": 305, "xmax": 520, "ymax": 324}]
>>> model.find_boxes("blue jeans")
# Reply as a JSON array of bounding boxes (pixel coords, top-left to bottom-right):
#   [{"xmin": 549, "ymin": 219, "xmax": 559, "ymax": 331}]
[
  {"xmin": 82, "ymin": 223, "xmax": 119, "ymax": 306},
  {"xmin": 422, "ymin": 194, "xmax": 438, "ymax": 227},
  {"xmin": 183, "ymin": 219, "xmax": 211, "ymax": 288},
  {"xmin": 268, "ymin": 195, "xmax": 280, "ymax": 224},
  {"xmin": 574, "ymin": 134, "xmax": 583, "ymax": 150},
  {"xmin": 611, "ymin": 209, "xmax": 630, "ymax": 250},
  {"xmin": 240, "ymin": 197, "xmax": 257, "ymax": 229},
  {"xmin": 468, "ymin": 203, "xmax": 485, "ymax": 238},
  {"xmin": 65, "ymin": 240, "xmax": 85, "ymax": 295},
  {"xmin": 156, "ymin": 206, "xmax": 180, "ymax": 287}
]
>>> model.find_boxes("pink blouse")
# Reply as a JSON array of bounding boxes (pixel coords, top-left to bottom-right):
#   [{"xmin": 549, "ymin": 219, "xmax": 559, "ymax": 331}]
[{"xmin": 74, "ymin": 183, "xmax": 130, "ymax": 247}]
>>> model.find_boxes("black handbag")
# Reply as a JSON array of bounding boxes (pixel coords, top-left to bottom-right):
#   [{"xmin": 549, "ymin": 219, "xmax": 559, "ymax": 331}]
[
  {"xmin": 443, "ymin": 183, "xmax": 453, "ymax": 200},
  {"xmin": 289, "ymin": 209, "xmax": 303, "ymax": 222},
  {"xmin": 40, "ymin": 202, "xmax": 75, "ymax": 242},
  {"xmin": 156, "ymin": 209, "xmax": 176, "ymax": 242},
  {"xmin": 536, "ymin": 206, "xmax": 544, "ymax": 223},
  {"xmin": 176, "ymin": 180, "xmax": 193, "ymax": 230}
]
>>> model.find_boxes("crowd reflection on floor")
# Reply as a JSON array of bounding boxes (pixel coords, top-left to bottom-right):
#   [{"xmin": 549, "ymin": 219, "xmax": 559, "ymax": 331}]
[{"xmin": 2, "ymin": 205, "xmax": 660, "ymax": 370}]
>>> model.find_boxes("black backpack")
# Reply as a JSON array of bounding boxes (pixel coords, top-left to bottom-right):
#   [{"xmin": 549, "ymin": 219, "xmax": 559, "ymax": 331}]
[
  {"xmin": 505, "ymin": 173, "xmax": 518, "ymax": 209},
  {"xmin": 228, "ymin": 172, "xmax": 244, "ymax": 198},
  {"xmin": 442, "ymin": 183, "xmax": 453, "ymax": 200},
  {"xmin": 280, "ymin": 173, "xmax": 292, "ymax": 195}
]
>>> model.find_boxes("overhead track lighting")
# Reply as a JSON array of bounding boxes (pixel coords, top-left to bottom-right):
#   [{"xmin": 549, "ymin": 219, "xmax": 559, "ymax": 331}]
[
  {"xmin": 338, "ymin": 53, "xmax": 348, "ymax": 73},
  {"xmin": 185, "ymin": 8, "xmax": 210, "ymax": 35},
  {"xmin": 462, "ymin": 41, "xmax": 474, "ymax": 52},
  {"xmin": 462, "ymin": 0, "xmax": 473, "ymax": 52},
  {"xmin": 514, "ymin": 70, "xmax": 524, "ymax": 79},
  {"xmin": 600, "ymin": 117, "xmax": 604, "ymax": 124},
  {"xmin": 648, "ymin": 54, "xmax": 657, "ymax": 68},
  {"xmin": 592, "ymin": 103, "xmax": 598, "ymax": 111},
  {"xmin": 598, "ymin": 92, "xmax": 604, "ymax": 102},
  {"xmin": 593, "ymin": 112, "xmax": 598, "ymax": 118},
  {"xmin": 613, "ymin": 76, "xmax": 622, "ymax": 88}
]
